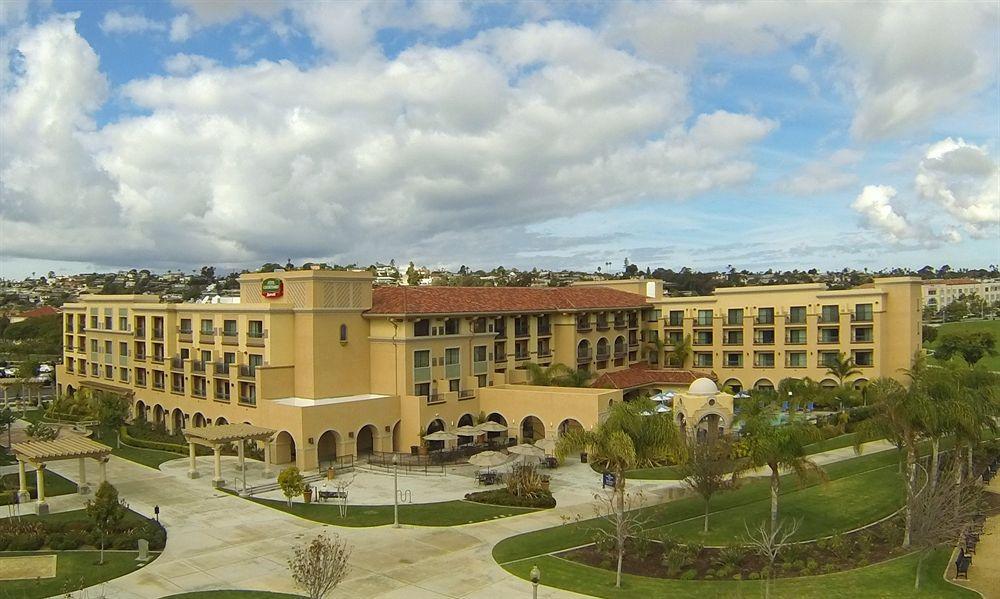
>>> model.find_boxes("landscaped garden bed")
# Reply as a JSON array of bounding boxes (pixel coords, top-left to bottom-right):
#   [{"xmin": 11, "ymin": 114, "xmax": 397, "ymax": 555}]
[
  {"xmin": 0, "ymin": 508, "xmax": 166, "ymax": 551},
  {"xmin": 559, "ymin": 516, "xmax": 906, "ymax": 581},
  {"xmin": 464, "ymin": 488, "xmax": 556, "ymax": 508}
]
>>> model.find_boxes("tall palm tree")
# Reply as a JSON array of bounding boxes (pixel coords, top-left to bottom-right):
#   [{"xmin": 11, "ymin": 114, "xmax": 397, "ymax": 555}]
[
  {"xmin": 670, "ymin": 334, "xmax": 692, "ymax": 368},
  {"xmin": 737, "ymin": 400, "xmax": 825, "ymax": 533},
  {"xmin": 525, "ymin": 362, "xmax": 592, "ymax": 387},
  {"xmin": 947, "ymin": 361, "xmax": 1000, "ymax": 482},
  {"xmin": 853, "ymin": 377, "xmax": 933, "ymax": 547},
  {"xmin": 556, "ymin": 399, "xmax": 682, "ymax": 588},
  {"xmin": 826, "ymin": 352, "xmax": 861, "ymax": 386}
]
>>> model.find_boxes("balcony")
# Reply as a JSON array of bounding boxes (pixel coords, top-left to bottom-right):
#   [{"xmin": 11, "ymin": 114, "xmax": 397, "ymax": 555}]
[
  {"xmin": 613, "ymin": 319, "xmax": 627, "ymax": 330},
  {"xmin": 239, "ymin": 364, "xmax": 257, "ymax": 379},
  {"xmin": 191, "ymin": 360, "xmax": 205, "ymax": 373},
  {"xmin": 213, "ymin": 362, "xmax": 231, "ymax": 376},
  {"xmin": 426, "ymin": 393, "xmax": 444, "ymax": 405},
  {"xmin": 695, "ymin": 318, "xmax": 713, "ymax": 327},
  {"xmin": 536, "ymin": 349, "xmax": 553, "ymax": 358},
  {"xmin": 514, "ymin": 327, "xmax": 530, "ymax": 339},
  {"xmin": 754, "ymin": 317, "xmax": 774, "ymax": 326},
  {"xmin": 247, "ymin": 330, "xmax": 266, "ymax": 347},
  {"xmin": 413, "ymin": 366, "xmax": 431, "ymax": 382},
  {"xmin": 458, "ymin": 389, "xmax": 475, "ymax": 400},
  {"xmin": 221, "ymin": 332, "xmax": 239, "ymax": 346},
  {"xmin": 576, "ymin": 322, "xmax": 592, "ymax": 332},
  {"xmin": 170, "ymin": 357, "xmax": 185, "ymax": 370},
  {"xmin": 178, "ymin": 328, "xmax": 193, "ymax": 342},
  {"xmin": 596, "ymin": 320, "xmax": 610, "ymax": 331},
  {"xmin": 819, "ymin": 313, "xmax": 840, "ymax": 324},
  {"xmin": 852, "ymin": 334, "xmax": 873, "ymax": 344}
]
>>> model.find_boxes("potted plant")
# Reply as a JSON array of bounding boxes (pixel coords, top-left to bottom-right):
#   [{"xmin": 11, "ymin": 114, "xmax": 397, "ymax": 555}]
[
  {"xmin": 326, "ymin": 466, "xmax": 335, "ymax": 480},
  {"xmin": 540, "ymin": 475, "xmax": 551, "ymax": 492},
  {"xmin": 418, "ymin": 426, "xmax": 429, "ymax": 456},
  {"xmin": 303, "ymin": 484, "xmax": 313, "ymax": 503}
]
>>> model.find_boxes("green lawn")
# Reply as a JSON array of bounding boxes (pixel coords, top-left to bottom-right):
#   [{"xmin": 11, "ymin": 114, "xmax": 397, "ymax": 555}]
[
  {"xmin": 504, "ymin": 548, "xmax": 972, "ymax": 598},
  {"xmin": 627, "ymin": 432, "xmax": 866, "ymax": 480},
  {"xmin": 164, "ymin": 593, "xmax": 302, "ymax": 599},
  {"xmin": 926, "ymin": 319, "xmax": 1000, "ymax": 370},
  {"xmin": 93, "ymin": 425, "xmax": 181, "ymax": 469},
  {"xmin": 0, "ymin": 551, "xmax": 152, "ymax": 599},
  {"xmin": 495, "ymin": 450, "xmax": 904, "ymax": 564},
  {"xmin": 1, "ymin": 468, "xmax": 78, "ymax": 504},
  {"xmin": 244, "ymin": 496, "xmax": 540, "ymax": 527}
]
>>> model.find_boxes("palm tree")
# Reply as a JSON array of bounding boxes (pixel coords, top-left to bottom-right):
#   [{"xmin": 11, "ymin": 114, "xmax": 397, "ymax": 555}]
[
  {"xmin": 738, "ymin": 398, "xmax": 825, "ymax": 533},
  {"xmin": 853, "ymin": 377, "xmax": 933, "ymax": 547},
  {"xmin": 525, "ymin": 362, "xmax": 592, "ymax": 387},
  {"xmin": 556, "ymin": 399, "xmax": 682, "ymax": 587},
  {"xmin": 946, "ymin": 361, "xmax": 1000, "ymax": 483},
  {"xmin": 670, "ymin": 334, "xmax": 692, "ymax": 368},
  {"xmin": 825, "ymin": 352, "xmax": 861, "ymax": 386}
]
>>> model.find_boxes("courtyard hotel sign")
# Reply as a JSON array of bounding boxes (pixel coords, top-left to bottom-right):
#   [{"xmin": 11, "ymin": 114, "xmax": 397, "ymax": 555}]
[{"xmin": 261, "ymin": 277, "xmax": 283, "ymax": 298}]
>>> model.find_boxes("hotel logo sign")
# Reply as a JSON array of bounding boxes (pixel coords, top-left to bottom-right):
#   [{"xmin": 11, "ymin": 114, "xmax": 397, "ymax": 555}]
[{"xmin": 262, "ymin": 278, "xmax": 283, "ymax": 298}]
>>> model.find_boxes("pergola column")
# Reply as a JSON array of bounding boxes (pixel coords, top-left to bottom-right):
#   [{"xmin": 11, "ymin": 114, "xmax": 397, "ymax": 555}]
[
  {"xmin": 17, "ymin": 459, "xmax": 29, "ymax": 503},
  {"xmin": 35, "ymin": 463, "xmax": 48, "ymax": 514},
  {"xmin": 263, "ymin": 440, "xmax": 273, "ymax": 477},
  {"xmin": 99, "ymin": 457, "xmax": 108, "ymax": 483},
  {"xmin": 77, "ymin": 457, "xmax": 90, "ymax": 494},
  {"xmin": 236, "ymin": 439, "xmax": 245, "ymax": 472},
  {"xmin": 212, "ymin": 445, "xmax": 224, "ymax": 488},
  {"xmin": 188, "ymin": 442, "xmax": 200, "ymax": 479}
]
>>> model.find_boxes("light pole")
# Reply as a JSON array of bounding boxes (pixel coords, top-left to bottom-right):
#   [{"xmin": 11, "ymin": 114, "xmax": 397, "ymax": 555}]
[
  {"xmin": 530, "ymin": 565, "xmax": 541, "ymax": 599},
  {"xmin": 392, "ymin": 453, "xmax": 400, "ymax": 528}
]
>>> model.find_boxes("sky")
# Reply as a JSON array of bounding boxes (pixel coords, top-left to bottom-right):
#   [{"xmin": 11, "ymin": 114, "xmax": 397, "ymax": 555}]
[{"xmin": 0, "ymin": 0, "xmax": 998, "ymax": 279}]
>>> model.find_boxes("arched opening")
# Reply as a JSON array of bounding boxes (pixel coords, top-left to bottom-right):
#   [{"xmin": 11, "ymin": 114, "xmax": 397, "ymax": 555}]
[
  {"xmin": 153, "ymin": 405, "xmax": 165, "ymax": 429},
  {"xmin": 558, "ymin": 418, "xmax": 583, "ymax": 437},
  {"xmin": 192, "ymin": 412, "xmax": 206, "ymax": 428},
  {"xmin": 356, "ymin": 424, "xmax": 377, "ymax": 457},
  {"xmin": 722, "ymin": 378, "xmax": 743, "ymax": 394},
  {"xmin": 853, "ymin": 378, "xmax": 869, "ymax": 391},
  {"xmin": 696, "ymin": 413, "xmax": 725, "ymax": 443},
  {"xmin": 753, "ymin": 378, "xmax": 774, "ymax": 391},
  {"xmin": 577, "ymin": 339, "xmax": 590, "ymax": 368},
  {"xmin": 457, "ymin": 413, "xmax": 475, "ymax": 446},
  {"xmin": 677, "ymin": 413, "xmax": 687, "ymax": 437},
  {"xmin": 317, "ymin": 430, "xmax": 341, "ymax": 466},
  {"xmin": 215, "ymin": 416, "xmax": 229, "ymax": 426},
  {"xmin": 614, "ymin": 336, "xmax": 626, "ymax": 357},
  {"xmin": 596, "ymin": 337, "xmax": 609, "ymax": 360},
  {"xmin": 820, "ymin": 378, "xmax": 839, "ymax": 389},
  {"xmin": 485, "ymin": 413, "xmax": 507, "ymax": 445},
  {"xmin": 391, "ymin": 420, "xmax": 401, "ymax": 453},
  {"xmin": 425, "ymin": 418, "xmax": 447, "ymax": 451},
  {"xmin": 171, "ymin": 408, "xmax": 185, "ymax": 434},
  {"xmin": 274, "ymin": 431, "xmax": 296, "ymax": 465},
  {"xmin": 520, "ymin": 415, "xmax": 545, "ymax": 443},
  {"xmin": 66, "ymin": 384, "xmax": 76, "ymax": 397},
  {"xmin": 134, "ymin": 400, "xmax": 147, "ymax": 423}
]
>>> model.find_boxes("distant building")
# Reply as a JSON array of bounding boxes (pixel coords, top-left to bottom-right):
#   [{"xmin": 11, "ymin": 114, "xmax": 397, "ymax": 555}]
[
  {"xmin": 922, "ymin": 278, "xmax": 1000, "ymax": 309},
  {"xmin": 10, "ymin": 305, "xmax": 62, "ymax": 324}
]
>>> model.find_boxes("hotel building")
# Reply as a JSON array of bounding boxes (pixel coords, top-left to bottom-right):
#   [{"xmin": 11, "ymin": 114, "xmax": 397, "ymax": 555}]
[{"xmin": 55, "ymin": 271, "xmax": 922, "ymax": 471}]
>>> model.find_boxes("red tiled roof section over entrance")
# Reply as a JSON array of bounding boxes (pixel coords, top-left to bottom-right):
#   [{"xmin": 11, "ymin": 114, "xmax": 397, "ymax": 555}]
[
  {"xmin": 368, "ymin": 286, "xmax": 649, "ymax": 315},
  {"xmin": 15, "ymin": 306, "xmax": 61, "ymax": 319},
  {"xmin": 591, "ymin": 365, "xmax": 714, "ymax": 390}
]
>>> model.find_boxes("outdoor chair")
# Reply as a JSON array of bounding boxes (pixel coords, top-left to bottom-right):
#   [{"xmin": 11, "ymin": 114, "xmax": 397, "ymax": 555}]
[{"xmin": 545, "ymin": 457, "xmax": 558, "ymax": 469}]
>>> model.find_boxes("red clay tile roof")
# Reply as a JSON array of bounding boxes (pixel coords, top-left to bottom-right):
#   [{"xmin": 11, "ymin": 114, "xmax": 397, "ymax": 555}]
[
  {"xmin": 368, "ymin": 286, "xmax": 649, "ymax": 315},
  {"xmin": 15, "ymin": 306, "xmax": 61, "ymax": 319},
  {"xmin": 591, "ymin": 365, "xmax": 714, "ymax": 390}
]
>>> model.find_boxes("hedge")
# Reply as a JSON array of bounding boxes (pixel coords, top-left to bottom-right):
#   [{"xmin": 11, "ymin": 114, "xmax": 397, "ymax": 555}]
[
  {"xmin": 464, "ymin": 489, "xmax": 556, "ymax": 509},
  {"xmin": 119, "ymin": 426, "xmax": 188, "ymax": 455}
]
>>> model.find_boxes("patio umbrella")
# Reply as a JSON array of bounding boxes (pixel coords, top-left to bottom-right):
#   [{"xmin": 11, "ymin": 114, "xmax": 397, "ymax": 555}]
[
  {"xmin": 534, "ymin": 438, "xmax": 556, "ymax": 454},
  {"xmin": 422, "ymin": 431, "xmax": 459, "ymax": 442},
  {"xmin": 453, "ymin": 425, "xmax": 480, "ymax": 437},
  {"xmin": 468, "ymin": 450, "xmax": 512, "ymax": 469},
  {"xmin": 508, "ymin": 443, "xmax": 545, "ymax": 459},
  {"xmin": 655, "ymin": 403, "xmax": 670, "ymax": 413},
  {"xmin": 476, "ymin": 421, "xmax": 508, "ymax": 433}
]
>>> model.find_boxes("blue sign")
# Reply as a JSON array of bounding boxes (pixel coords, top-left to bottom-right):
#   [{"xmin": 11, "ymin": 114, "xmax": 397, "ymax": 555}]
[{"xmin": 602, "ymin": 472, "xmax": 616, "ymax": 489}]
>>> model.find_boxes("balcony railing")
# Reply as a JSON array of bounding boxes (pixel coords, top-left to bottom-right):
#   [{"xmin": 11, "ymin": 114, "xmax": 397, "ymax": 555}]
[
  {"xmin": 215, "ymin": 389, "xmax": 231, "ymax": 402},
  {"xmin": 537, "ymin": 349, "xmax": 553, "ymax": 358},
  {"xmin": 514, "ymin": 327, "xmax": 530, "ymax": 339},
  {"xmin": 426, "ymin": 393, "xmax": 444, "ymax": 405},
  {"xmin": 152, "ymin": 380, "xmax": 165, "ymax": 390},
  {"xmin": 577, "ymin": 323, "xmax": 592, "ymax": 332},
  {"xmin": 247, "ymin": 330, "xmax": 266, "ymax": 346},
  {"xmin": 495, "ymin": 352, "xmax": 507, "ymax": 361},
  {"xmin": 514, "ymin": 352, "xmax": 530, "ymax": 361},
  {"xmin": 151, "ymin": 355, "xmax": 165, "ymax": 364},
  {"xmin": 213, "ymin": 362, "xmax": 230, "ymax": 375},
  {"xmin": 851, "ymin": 313, "xmax": 873, "ymax": 323},
  {"xmin": 596, "ymin": 350, "xmax": 611, "ymax": 361},
  {"xmin": 192, "ymin": 386, "xmax": 207, "ymax": 399},
  {"xmin": 170, "ymin": 357, "xmax": 185, "ymax": 370},
  {"xmin": 613, "ymin": 319, "xmax": 627, "ymax": 330},
  {"xmin": 614, "ymin": 348, "xmax": 627, "ymax": 358},
  {"xmin": 754, "ymin": 317, "xmax": 774, "ymax": 325},
  {"xmin": 238, "ymin": 364, "xmax": 257, "ymax": 379},
  {"xmin": 494, "ymin": 329, "xmax": 507, "ymax": 340},
  {"xmin": 458, "ymin": 389, "xmax": 475, "ymax": 400},
  {"xmin": 628, "ymin": 339, "xmax": 639, "ymax": 349},
  {"xmin": 596, "ymin": 321, "xmax": 610, "ymax": 331},
  {"xmin": 819, "ymin": 313, "xmax": 840, "ymax": 324},
  {"xmin": 577, "ymin": 349, "xmax": 592, "ymax": 362},
  {"xmin": 191, "ymin": 360, "xmax": 205, "ymax": 373},
  {"xmin": 695, "ymin": 318, "xmax": 713, "ymax": 327}
]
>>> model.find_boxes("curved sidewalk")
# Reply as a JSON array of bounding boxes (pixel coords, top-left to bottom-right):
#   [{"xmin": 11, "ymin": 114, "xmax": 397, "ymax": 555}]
[{"xmin": 952, "ymin": 474, "xmax": 1000, "ymax": 598}]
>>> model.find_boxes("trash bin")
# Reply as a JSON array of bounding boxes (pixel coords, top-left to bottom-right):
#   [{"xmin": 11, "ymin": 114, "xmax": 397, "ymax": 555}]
[
  {"xmin": 580, "ymin": 452, "xmax": 588, "ymax": 463},
  {"xmin": 410, "ymin": 445, "xmax": 419, "ymax": 456}
]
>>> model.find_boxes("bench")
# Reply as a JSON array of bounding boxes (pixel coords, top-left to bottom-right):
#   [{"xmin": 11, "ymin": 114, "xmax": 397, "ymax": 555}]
[
  {"xmin": 317, "ymin": 490, "xmax": 347, "ymax": 502},
  {"xmin": 955, "ymin": 555, "xmax": 971, "ymax": 579}
]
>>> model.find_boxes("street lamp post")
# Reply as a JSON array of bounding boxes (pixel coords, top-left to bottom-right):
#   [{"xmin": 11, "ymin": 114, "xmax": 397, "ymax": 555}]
[
  {"xmin": 530, "ymin": 565, "xmax": 541, "ymax": 599},
  {"xmin": 392, "ymin": 453, "xmax": 400, "ymax": 528}
]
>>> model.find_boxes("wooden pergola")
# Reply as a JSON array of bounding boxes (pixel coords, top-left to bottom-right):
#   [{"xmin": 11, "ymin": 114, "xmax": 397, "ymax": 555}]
[
  {"xmin": 184, "ymin": 424, "xmax": 276, "ymax": 488},
  {"xmin": 11, "ymin": 436, "xmax": 112, "ymax": 514}
]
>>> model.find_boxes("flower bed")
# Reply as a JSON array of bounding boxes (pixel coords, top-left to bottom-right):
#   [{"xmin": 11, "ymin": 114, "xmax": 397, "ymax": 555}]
[
  {"xmin": 464, "ymin": 489, "xmax": 556, "ymax": 509},
  {"xmin": 559, "ymin": 517, "xmax": 907, "ymax": 581},
  {"xmin": 0, "ymin": 509, "xmax": 166, "ymax": 552}
]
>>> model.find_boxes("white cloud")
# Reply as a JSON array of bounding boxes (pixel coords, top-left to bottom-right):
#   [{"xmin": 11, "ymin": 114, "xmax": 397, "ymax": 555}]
[
  {"xmin": 0, "ymin": 0, "xmax": 30, "ymax": 26},
  {"xmin": 788, "ymin": 63, "xmax": 818, "ymax": 94},
  {"xmin": 99, "ymin": 10, "xmax": 165, "ymax": 35},
  {"xmin": 169, "ymin": 13, "xmax": 192, "ymax": 42},
  {"xmin": 776, "ymin": 148, "xmax": 862, "ymax": 195},
  {"xmin": 851, "ymin": 185, "xmax": 917, "ymax": 243},
  {"xmin": 604, "ymin": 1, "xmax": 998, "ymax": 140},
  {"xmin": 0, "ymin": 17, "xmax": 776, "ymax": 268}
]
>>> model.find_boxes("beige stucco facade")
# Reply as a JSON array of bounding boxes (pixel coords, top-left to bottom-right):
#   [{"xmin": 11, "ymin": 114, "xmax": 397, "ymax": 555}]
[{"xmin": 54, "ymin": 271, "xmax": 921, "ymax": 472}]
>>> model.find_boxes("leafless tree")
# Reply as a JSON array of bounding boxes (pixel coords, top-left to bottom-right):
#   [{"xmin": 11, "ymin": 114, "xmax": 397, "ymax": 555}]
[
  {"xmin": 591, "ymin": 487, "xmax": 647, "ymax": 588},
  {"xmin": 288, "ymin": 532, "xmax": 352, "ymax": 599},
  {"xmin": 744, "ymin": 517, "xmax": 801, "ymax": 599},
  {"xmin": 679, "ymin": 436, "xmax": 741, "ymax": 533},
  {"xmin": 908, "ymin": 461, "xmax": 984, "ymax": 590}
]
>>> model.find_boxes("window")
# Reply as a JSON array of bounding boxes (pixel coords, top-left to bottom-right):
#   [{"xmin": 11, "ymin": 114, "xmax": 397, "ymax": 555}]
[
  {"xmin": 239, "ymin": 382, "xmax": 256, "ymax": 405},
  {"xmin": 224, "ymin": 352, "xmax": 236, "ymax": 364},
  {"xmin": 135, "ymin": 316, "xmax": 146, "ymax": 334},
  {"xmin": 494, "ymin": 317, "xmax": 506, "ymax": 337},
  {"xmin": 105, "ymin": 365, "xmax": 113, "ymax": 379},
  {"xmin": 201, "ymin": 350, "xmax": 212, "ymax": 363},
  {"xmin": 787, "ymin": 351, "xmax": 807, "ymax": 367},
  {"xmin": 724, "ymin": 352, "xmax": 743, "ymax": 367},
  {"xmin": 515, "ymin": 340, "xmax": 529, "ymax": 359},
  {"xmin": 223, "ymin": 319, "xmax": 237, "ymax": 336},
  {"xmin": 754, "ymin": 352, "xmax": 775, "ymax": 368},
  {"xmin": 756, "ymin": 308, "xmax": 774, "ymax": 324},
  {"xmin": 136, "ymin": 368, "xmax": 147, "ymax": 386},
  {"xmin": 180, "ymin": 318, "xmax": 192, "ymax": 333},
  {"xmin": 694, "ymin": 352, "xmax": 713, "ymax": 367},
  {"xmin": 514, "ymin": 316, "xmax": 530, "ymax": 336},
  {"xmin": 104, "ymin": 340, "xmax": 113, "ymax": 354},
  {"xmin": 667, "ymin": 331, "xmax": 684, "ymax": 345},
  {"xmin": 854, "ymin": 303, "xmax": 873, "ymax": 322},
  {"xmin": 786, "ymin": 328, "xmax": 807, "ymax": 344},
  {"xmin": 754, "ymin": 329, "xmax": 775, "ymax": 344},
  {"xmin": 472, "ymin": 317, "xmax": 488, "ymax": 334},
  {"xmin": 577, "ymin": 314, "xmax": 591, "ymax": 331},
  {"xmin": 696, "ymin": 310, "xmax": 713, "ymax": 326},
  {"xmin": 200, "ymin": 319, "xmax": 214, "ymax": 334},
  {"xmin": 449, "ymin": 379, "xmax": 460, "ymax": 392},
  {"xmin": 414, "ymin": 349, "xmax": 430, "ymax": 368},
  {"xmin": 104, "ymin": 314, "xmax": 112, "ymax": 330},
  {"xmin": 853, "ymin": 326, "xmax": 873, "ymax": 343},
  {"xmin": 249, "ymin": 353, "xmax": 263, "ymax": 370},
  {"xmin": 537, "ymin": 338, "xmax": 552, "ymax": 357},
  {"xmin": 249, "ymin": 320, "xmax": 264, "ymax": 338},
  {"xmin": 819, "ymin": 351, "xmax": 839, "ymax": 367},
  {"xmin": 171, "ymin": 372, "xmax": 185, "ymax": 393},
  {"xmin": 494, "ymin": 342, "xmax": 506, "ymax": 360},
  {"xmin": 414, "ymin": 382, "xmax": 430, "ymax": 396},
  {"xmin": 819, "ymin": 328, "xmax": 840, "ymax": 343},
  {"xmin": 339, "ymin": 324, "xmax": 348, "ymax": 342},
  {"xmin": 119, "ymin": 342, "xmax": 128, "ymax": 357},
  {"xmin": 536, "ymin": 315, "xmax": 550, "ymax": 335},
  {"xmin": 724, "ymin": 330, "xmax": 743, "ymax": 345},
  {"xmin": 788, "ymin": 306, "xmax": 807, "ymax": 324},
  {"xmin": 668, "ymin": 310, "xmax": 683, "ymax": 326},
  {"xmin": 474, "ymin": 345, "xmax": 487, "ymax": 362},
  {"xmin": 443, "ymin": 318, "xmax": 459, "ymax": 335},
  {"xmin": 91, "ymin": 363, "xmax": 99, "ymax": 376},
  {"xmin": 854, "ymin": 350, "xmax": 874, "ymax": 367},
  {"xmin": 727, "ymin": 309, "xmax": 743, "ymax": 326},
  {"xmin": 119, "ymin": 310, "xmax": 128, "ymax": 330},
  {"xmin": 214, "ymin": 379, "xmax": 230, "ymax": 400},
  {"xmin": 414, "ymin": 319, "xmax": 430, "ymax": 336},
  {"xmin": 695, "ymin": 330, "xmax": 713, "ymax": 345},
  {"xmin": 91, "ymin": 339, "xmax": 98, "ymax": 352},
  {"xmin": 445, "ymin": 347, "xmax": 460, "ymax": 365},
  {"xmin": 90, "ymin": 313, "xmax": 98, "ymax": 329},
  {"xmin": 476, "ymin": 374, "xmax": 487, "ymax": 388},
  {"xmin": 821, "ymin": 305, "xmax": 840, "ymax": 323}
]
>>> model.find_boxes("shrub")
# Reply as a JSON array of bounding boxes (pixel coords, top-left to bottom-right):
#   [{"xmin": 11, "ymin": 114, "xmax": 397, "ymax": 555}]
[
  {"xmin": 715, "ymin": 544, "xmax": 745, "ymax": 569},
  {"xmin": 821, "ymin": 564, "xmax": 838, "ymax": 574},
  {"xmin": 662, "ymin": 546, "xmax": 695, "ymax": 577},
  {"xmin": 594, "ymin": 533, "xmax": 616, "ymax": 557},
  {"xmin": 48, "ymin": 533, "xmax": 84, "ymax": 550},
  {"xmin": 748, "ymin": 572, "xmax": 760, "ymax": 580},
  {"xmin": 631, "ymin": 531, "xmax": 653, "ymax": 558},
  {"xmin": 659, "ymin": 534, "xmax": 680, "ymax": 552},
  {"xmin": 680, "ymin": 569, "xmax": 697, "ymax": 580},
  {"xmin": 463, "ymin": 489, "xmax": 555, "ymax": 509},
  {"xmin": 0, "ymin": 536, "xmax": 9, "ymax": 551},
  {"xmin": 732, "ymin": 573, "xmax": 743, "ymax": 580},
  {"xmin": 806, "ymin": 558, "xmax": 818, "ymax": 571},
  {"xmin": 8, "ymin": 534, "xmax": 44, "ymax": 550}
]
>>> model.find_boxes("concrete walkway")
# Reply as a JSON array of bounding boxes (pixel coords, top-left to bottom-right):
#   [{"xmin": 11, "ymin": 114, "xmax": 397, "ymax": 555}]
[
  {"xmin": 953, "ymin": 474, "xmax": 1000, "ymax": 598},
  {"xmin": 7, "ymin": 422, "xmax": 898, "ymax": 599}
]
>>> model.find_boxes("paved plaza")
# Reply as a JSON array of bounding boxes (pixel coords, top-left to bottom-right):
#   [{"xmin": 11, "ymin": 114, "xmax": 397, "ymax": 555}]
[{"xmin": 7, "ymin": 415, "xmax": 899, "ymax": 598}]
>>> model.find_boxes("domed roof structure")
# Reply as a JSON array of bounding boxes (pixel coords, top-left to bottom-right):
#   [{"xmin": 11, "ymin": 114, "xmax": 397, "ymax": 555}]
[{"xmin": 688, "ymin": 377, "xmax": 720, "ymax": 396}]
